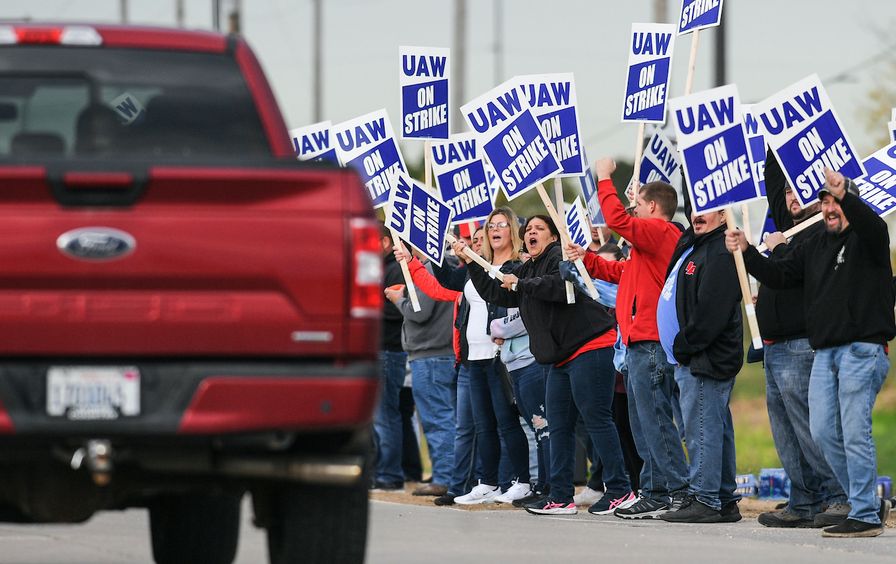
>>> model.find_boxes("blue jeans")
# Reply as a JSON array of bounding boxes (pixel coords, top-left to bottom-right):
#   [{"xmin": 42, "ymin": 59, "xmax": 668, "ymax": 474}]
[
  {"xmin": 674, "ymin": 365, "xmax": 740, "ymax": 511},
  {"xmin": 511, "ymin": 362, "xmax": 551, "ymax": 492},
  {"xmin": 764, "ymin": 339, "xmax": 845, "ymax": 518},
  {"xmin": 626, "ymin": 341, "xmax": 688, "ymax": 502},
  {"xmin": 410, "ymin": 355, "xmax": 457, "ymax": 487},
  {"xmin": 449, "ymin": 364, "xmax": 478, "ymax": 495},
  {"xmin": 809, "ymin": 343, "xmax": 889, "ymax": 524},
  {"xmin": 468, "ymin": 358, "xmax": 530, "ymax": 485},
  {"xmin": 547, "ymin": 347, "xmax": 630, "ymax": 503},
  {"xmin": 374, "ymin": 350, "xmax": 407, "ymax": 484}
]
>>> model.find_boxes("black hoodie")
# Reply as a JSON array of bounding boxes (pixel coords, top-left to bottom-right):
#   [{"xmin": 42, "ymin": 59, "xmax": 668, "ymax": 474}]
[
  {"xmin": 667, "ymin": 223, "xmax": 744, "ymax": 380},
  {"xmin": 743, "ymin": 183, "xmax": 896, "ymax": 350},
  {"xmin": 468, "ymin": 242, "xmax": 615, "ymax": 365},
  {"xmin": 381, "ymin": 252, "xmax": 405, "ymax": 352}
]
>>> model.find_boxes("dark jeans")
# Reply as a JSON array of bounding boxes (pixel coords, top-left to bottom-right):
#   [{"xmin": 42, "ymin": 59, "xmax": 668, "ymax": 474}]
[
  {"xmin": 547, "ymin": 347, "xmax": 630, "ymax": 503},
  {"xmin": 579, "ymin": 383, "xmax": 642, "ymax": 493},
  {"xmin": 399, "ymin": 386, "xmax": 422, "ymax": 482},
  {"xmin": 373, "ymin": 350, "xmax": 408, "ymax": 484},
  {"xmin": 468, "ymin": 357, "xmax": 530, "ymax": 485},
  {"xmin": 510, "ymin": 362, "xmax": 551, "ymax": 491}
]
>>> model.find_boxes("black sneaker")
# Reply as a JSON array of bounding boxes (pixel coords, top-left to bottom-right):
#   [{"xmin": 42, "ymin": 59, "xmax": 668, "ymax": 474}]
[
  {"xmin": 433, "ymin": 493, "xmax": 456, "ymax": 506},
  {"xmin": 822, "ymin": 518, "xmax": 884, "ymax": 538},
  {"xmin": 720, "ymin": 500, "xmax": 742, "ymax": 523},
  {"xmin": 758, "ymin": 509, "xmax": 814, "ymax": 528},
  {"xmin": 614, "ymin": 496, "xmax": 670, "ymax": 519},
  {"xmin": 513, "ymin": 492, "xmax": 547, "ymax": 508},
  {"xmin": 814, "ymin": 502, "xmax": 850, "ymax": 527},
  {"xmin": 660, "ymin": 497, "xmax": 722, "ymax": 523},
  {"xmin": 669, "ymin": 490, "xmax": 690, "ymax": 512}
]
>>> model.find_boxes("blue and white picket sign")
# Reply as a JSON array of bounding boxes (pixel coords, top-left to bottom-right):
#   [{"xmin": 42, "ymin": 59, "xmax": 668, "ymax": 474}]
[
  {"xmin": 578, "ymin": 149, "xmax": 606, "ymax": 227},
  {"xmin": 333, "ymin": 109, "xmax": 407, "ymax": 209},
  {"xmin": 399, "ymin": 46, "xmax": 450, "ymax": 140},
  {"xmin": 741, "ymin": 105, "xmax": 767, "ymax": 196},
  {"xmin": 565, "ymin": 197, "xmax": 591, "ymax": 248},
  {"xmin": 622, "ymin": 24, "xmax": 676, "ymax": 123},
  {"xmin": 515, "ymin": 73, "xmax": 585, "ymax": 176},
  {"xmin": 678, "ymin": 0, "xmax": 724, "ymax": 35},
  {"xmin": 639, "ymin": 127, "xmax": 682, "ymax": 190},
  {"xmin": 385, "ymin": 169, "xmax": 455, "ymax": 266},
  {"xmin": 670, "ymin": 84, "xmax": 761, "ymax": 215},
  {"xmin": 461, "ymin": 78, "xmax": 562, "ymax": 200},
  {"xmin": 752, "ymin": 74, "xmax": 864, "ymax": 208},
  {"xmin": 889, "ymin": 120, "xmax": 896, "ymax": 144},
  {"xmin": 854, "ymin": 141, "xmax": 896, "ymax": 218},
  {"xmin": 757, "ymin": 207, "xmax": 777, "ymax": 254},
  {"xmin": 430, "ymin": 133, "xmax": 494, "ymax": 224},
  {"xmin": 289, "ymin": 121, "xmax": 339, "ymax": 163}
]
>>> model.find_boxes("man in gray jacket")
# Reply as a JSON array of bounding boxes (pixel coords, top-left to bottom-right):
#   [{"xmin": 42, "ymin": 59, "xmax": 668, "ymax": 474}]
[{"xmin": 385, "ymin": 254, "xmax": 456, "ymax": 496}]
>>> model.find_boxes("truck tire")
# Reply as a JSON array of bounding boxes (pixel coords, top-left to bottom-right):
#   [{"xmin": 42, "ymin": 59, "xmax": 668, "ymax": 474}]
[
  {"xmin": 149, "ymin": 493, "xmax": 241, "ymax": 564},
  {"xmin": 266, "ymin": 481, "xmax": 368, "ymax": 564}
]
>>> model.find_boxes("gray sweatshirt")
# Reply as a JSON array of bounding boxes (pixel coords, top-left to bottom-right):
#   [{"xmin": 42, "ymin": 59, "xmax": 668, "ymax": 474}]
[{"xmin": 395, "ymin": 262, "xmax": 455, "ymax": 362}]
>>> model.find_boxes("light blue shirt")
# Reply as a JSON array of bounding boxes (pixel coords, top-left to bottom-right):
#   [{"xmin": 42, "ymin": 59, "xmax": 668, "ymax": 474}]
[{"xmin": 657, "ymin": 246, "xmax": 694, "ymax": 365}]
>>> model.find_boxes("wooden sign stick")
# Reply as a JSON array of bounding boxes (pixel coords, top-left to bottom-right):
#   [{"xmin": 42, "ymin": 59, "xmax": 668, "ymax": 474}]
[
  {"xmin": 684, "ymin": 28, "xmax": 700, "ymax": 96},
  {"xmin": 445, "ymin": 233, "xmax": 505, "ymax": 281},
  {"xmin": 627, "ymin": 122, "xmax": 647, "ymax": 203},
  {"xmin": 535, "ymin": 183, "xmax": 599, "ymax": 301},
  {"xmin": 554, "ymin": 177, "xmax": 576, "ymax": 304},
  {"xmin": 754, "ymin": 212, "xmax": 823, "ymax": 254},
  {"xmin": 724, "ymin": 206, "xmax": 762, "ymax": 349},
  {"xmin": 389, "ymin": 225, "xmax": 422, "ymax": 312}
]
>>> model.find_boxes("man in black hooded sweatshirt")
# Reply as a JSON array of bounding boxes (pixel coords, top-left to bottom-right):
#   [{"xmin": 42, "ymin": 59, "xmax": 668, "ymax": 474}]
[
  {"xmin": 727, "ymin": 167, "xmax": 894, "ymax": 538},
  {"xmin": 657, "ymin": 202, "xmax": 744, "ymax": 524}
]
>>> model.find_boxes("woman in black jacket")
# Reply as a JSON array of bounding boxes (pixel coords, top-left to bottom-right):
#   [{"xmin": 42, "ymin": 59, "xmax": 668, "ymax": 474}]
[{"xmin": 458, "ymin": 215, "xmax": 634, "ymax": 515}]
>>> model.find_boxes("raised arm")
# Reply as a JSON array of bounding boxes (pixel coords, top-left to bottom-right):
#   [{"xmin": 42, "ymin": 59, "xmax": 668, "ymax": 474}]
[
  {"xmin": 726, "ymin": 228, "xmax": 806, "ymax": 289},
  {"xmin": 407, "ymin": 257, "xmax": 461, "ymax": 302}
]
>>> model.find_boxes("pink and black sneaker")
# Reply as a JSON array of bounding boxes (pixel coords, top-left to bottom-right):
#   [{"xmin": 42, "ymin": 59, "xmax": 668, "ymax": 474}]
[
  {"xmin": 525, "ymin": 499, "xmax": 578, "ymax": 515},
  {"xmin": 588, "ymin": 491, "xmax": 637, "ymax": 515}
]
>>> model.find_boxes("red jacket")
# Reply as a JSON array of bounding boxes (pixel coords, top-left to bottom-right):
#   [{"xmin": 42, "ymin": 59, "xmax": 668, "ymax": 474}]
[
  {"xmin": 407, "ymin": 258, "xmax": 462, "ymax": 364},
  {"xmin": 582, "ymin": 178, "xmax": 682, "ymax": 344}
]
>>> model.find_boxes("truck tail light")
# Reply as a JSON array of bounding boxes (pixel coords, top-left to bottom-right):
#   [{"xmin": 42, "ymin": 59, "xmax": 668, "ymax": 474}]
[
  {"xmin": 349, "ymin": 218, "xmax": 383, "ymax": 319},
  {"xmin": 0, "ymin": 25, "xmax": 102, "ymax": 46}
]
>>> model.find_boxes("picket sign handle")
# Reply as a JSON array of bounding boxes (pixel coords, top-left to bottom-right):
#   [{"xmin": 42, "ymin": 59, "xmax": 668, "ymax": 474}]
[
  {"xmin": 754, "ymin": 212, "xmax": 823, "ymax": 254},
  {"xmin": 597, "ymin": 228, "xmax": 606, "ymax": 246},
  {"xmin": 684, "ymin": 29, "xmax": 700, "ymax": 96},
  {"xmin": 724, "ymin": 206, "xmax": 762, "ymax": 349},
  {"xmin": 627, "ymin": 122, "xmax": 647, "ymax": 203},
  {"xmin": 740, "ymin": 202, "xmax": 760, "ymax": 309},
  {"xmin": 445, "ymin": 232, "xmax": 506, "ymax": 281},
  {"xmin": 424, "ymin": 140, "xmax": 433, "ymax": 191},
  {"xmin": 535, "ymin": 183, "xmax": 599, "ymax": 301},
  {"xmin": 390, "ymin": 227, "xmax": 421, "ymax": 312},
  {"xmin": 554, "ymin": 177, "xmax": 576, "ymax": 304}
]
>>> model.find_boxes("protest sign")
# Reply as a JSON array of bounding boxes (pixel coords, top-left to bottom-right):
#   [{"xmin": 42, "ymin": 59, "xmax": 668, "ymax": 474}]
[
  {"xmin": 757, "ymin": 207, "xmax": 776, "ymax": 250},
  {"xmin": 622, "ymin": 24, "xmax": 676, "ymax": 123},
  {"xmin": 639, "ymin": 128, "xmax": 682, "ymax": 189},
  {"xmin": 742, "ymin": 105, "xmax": 766, "ymax": 196},
  {"xmin": 289, "ymin": 121, "xmax": 339, "ymax": 163},
  {"xmin": 855, "ymin": 141, "xmax": 896, "ymax": 218},
  {"xmin": 399, "ymin": 46, "xmax": 450, "ymax": 140},
  {"xmin": 677, "ymin": 0, "xmax": 724, "ymax": 35},
  {"xmin": 578, "ymin": 149, "xmax": 606, "ymax": 227},
  {"xmin": 515, "ymin": 73, "xmax": 585, "ymax": 176},
  {"xmin": 753, "ymin": 74, "xmax": 864, "ymax": 208},
  {"xmin": 430, "ymin": 133, "xmax": 494, "ymax": 224},
  {"xmin": 385, "ymin": 170, "xmax": 454, "ymax": 267},
  {"xmin": 333, "ymin": 109, "xmax": 407, "ymax": 209},
  {"xmin": 670, "ymin": 84, "xmax": 761, "ymax": 214},
  {"xmin": 461, "ymin": 79, "xmax": 561, "ymax": 200},
  {"xmin": 889, "ymin": 120, "xmax": 896, "ymax": 143},
  {"xmin": 565, "ymin": 197, "xmax": 591, "ymax": 248}
]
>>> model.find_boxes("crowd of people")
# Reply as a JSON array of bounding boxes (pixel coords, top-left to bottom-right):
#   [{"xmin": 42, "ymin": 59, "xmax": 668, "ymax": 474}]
[{"xmin": 372, "ymin": 149, "xmax": 896, "ymax": 538}]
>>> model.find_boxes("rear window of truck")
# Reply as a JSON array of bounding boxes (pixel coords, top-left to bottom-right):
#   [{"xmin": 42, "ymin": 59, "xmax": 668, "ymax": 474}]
[{"xmin": 0, "ymin": 46, "xmax": 270, "ymax": 159}]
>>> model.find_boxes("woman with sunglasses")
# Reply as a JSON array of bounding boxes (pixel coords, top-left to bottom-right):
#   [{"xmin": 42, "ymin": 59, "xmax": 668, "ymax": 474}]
[{"xmin": 457, "ymin": 214, "xmax": 634, "ymax": 515}]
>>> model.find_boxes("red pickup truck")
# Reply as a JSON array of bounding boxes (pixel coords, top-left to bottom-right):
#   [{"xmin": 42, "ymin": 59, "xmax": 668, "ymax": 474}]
[{"xmin": 0, "ymin": 23, "xmax": 380, "ymax": 564}]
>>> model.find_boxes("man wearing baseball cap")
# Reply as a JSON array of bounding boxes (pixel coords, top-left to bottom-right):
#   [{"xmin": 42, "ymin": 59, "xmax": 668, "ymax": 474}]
[{"xmin": 726, "ymin": 168, "xmax": 894, "ymax": 538}]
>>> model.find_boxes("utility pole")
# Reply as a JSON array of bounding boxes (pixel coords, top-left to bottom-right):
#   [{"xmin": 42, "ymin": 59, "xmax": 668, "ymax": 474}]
[
  {"xmin": 212, "ymin": 0, "xmax": 221, "ymax": 31},
  {"xmin": 453, "ymin": 0, "xmax": 466, "ymax": 133},
  {"xmin": 493, "ymin": 0, "xmax": 502, "ymax": 85},
  {"xmin": 119, "ymin": 0, "xmax": 128, "ymax": 24},
  {"xmin": 312, "ymin": 0, "xmax": 323, "ymax": 122},
  {"xmin": 176, "ymin": 0, "xmax": 185, "ymax": 28},
  {"xmin": 714, "ymin": 3, "xmax": 726, "ymax": 86},
  {"xmin": 228, "ymin": 0, "xmax": 242, "ymax": 34},
  {"xmin": 653, "ymin": 0, "xmax": 668, "ymax": 22}
]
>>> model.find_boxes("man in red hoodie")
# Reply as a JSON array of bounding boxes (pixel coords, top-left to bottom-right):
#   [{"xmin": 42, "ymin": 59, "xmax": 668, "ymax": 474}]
[{"xmin": 566, "ymin": 157, "xmax": 688, "ymax": 520}]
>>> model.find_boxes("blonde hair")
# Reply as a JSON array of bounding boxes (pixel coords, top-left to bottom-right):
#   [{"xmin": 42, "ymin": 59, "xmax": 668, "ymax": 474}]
[{"xmin": 481, "ymin": 206, "xmax": 522, "ymax": 264}]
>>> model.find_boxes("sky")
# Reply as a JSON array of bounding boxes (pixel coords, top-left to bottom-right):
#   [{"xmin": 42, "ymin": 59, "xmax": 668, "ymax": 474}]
[{"xmin": 1, "ymin": 0, "xmax": 894, "ymax": 167}]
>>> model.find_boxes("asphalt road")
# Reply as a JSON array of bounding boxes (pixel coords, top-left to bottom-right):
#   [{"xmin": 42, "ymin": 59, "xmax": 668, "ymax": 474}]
[{"xmin": 0, "ymin": 499, "xmax": 893, "ymax": 563}]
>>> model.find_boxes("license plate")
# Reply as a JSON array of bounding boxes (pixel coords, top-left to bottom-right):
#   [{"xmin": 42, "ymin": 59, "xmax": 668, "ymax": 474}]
[{"xmin": 46, "ymin": 366, "xmax": 140, "ymax": 420}]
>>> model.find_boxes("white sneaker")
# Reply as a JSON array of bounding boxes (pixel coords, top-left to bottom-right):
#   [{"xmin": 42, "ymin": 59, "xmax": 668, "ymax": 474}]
[
  {"xmin": 495, "ymin": 480, "xmax": 534, "ymax": 504},
  {"xmin": 454, "ymin": 481, "xmax": 501, "ymax": 505},
  {"xmin": 574, "ymin": 486, "xmax": 604, "ymax": 507}
]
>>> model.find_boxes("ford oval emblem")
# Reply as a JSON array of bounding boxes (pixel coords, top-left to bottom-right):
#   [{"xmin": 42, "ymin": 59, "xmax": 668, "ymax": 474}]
[{"xmin": 57, "ymin": 227, "xmax": 136, "ymax": 261}]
